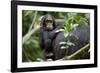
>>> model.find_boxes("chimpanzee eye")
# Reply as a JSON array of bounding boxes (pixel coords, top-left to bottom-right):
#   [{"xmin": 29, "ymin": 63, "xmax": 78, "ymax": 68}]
[
  {"xmin": 46, "ymin": 20, "xmax": 53, "ymax": 23},
  {"xmin": 49, "ymin": 20, "xmax": 53, "ymax": 23}
]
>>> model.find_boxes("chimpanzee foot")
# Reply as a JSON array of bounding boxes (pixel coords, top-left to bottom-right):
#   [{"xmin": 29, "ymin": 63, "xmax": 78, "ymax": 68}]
[{"xmin": 46, "ymin": 52, "xmax": 53, "ymax": 57}]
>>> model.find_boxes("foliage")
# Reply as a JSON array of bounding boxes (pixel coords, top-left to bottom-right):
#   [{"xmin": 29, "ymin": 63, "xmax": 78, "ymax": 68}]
[
  {"xmin": 22, "ymin": 34, "xmax": 45, "ymax": 62},
  {"xmin": 64, "ymin": 12, "xmax": 88, "ymax": 33}
]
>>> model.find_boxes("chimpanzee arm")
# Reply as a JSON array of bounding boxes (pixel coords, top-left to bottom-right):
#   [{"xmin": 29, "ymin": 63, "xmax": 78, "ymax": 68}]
[
  {"xmin": 49, "ymin": 25, "xmax": 64, "ymax": 40},
  {"xmin": 39, "ymin": 27, "xmax": 45, "ymax": 49}
]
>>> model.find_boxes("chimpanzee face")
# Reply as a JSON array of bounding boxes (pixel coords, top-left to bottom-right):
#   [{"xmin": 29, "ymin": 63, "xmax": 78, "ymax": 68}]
[{"xmin": 45, "ymin": 15, "xmax": 54, "ymax": 31}]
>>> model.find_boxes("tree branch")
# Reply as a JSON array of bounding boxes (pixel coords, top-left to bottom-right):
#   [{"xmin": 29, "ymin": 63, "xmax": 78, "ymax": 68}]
[
  {"xmin": 64, "ymin": 43, "xmax": 90, "ymax": 60},
  {"xmin": 28, "ymin": 11, "xmax": 38, "ymax": 32},
  {"xmin": 23, "ymin": 25, "xmax": 40, "ymax": 44}
]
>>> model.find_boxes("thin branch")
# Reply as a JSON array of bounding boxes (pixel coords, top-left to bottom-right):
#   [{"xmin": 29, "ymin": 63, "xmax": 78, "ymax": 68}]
[
  {"xmin": 23, "ymin": 25, "xmax": 40, "ymax": 44},
  {"xmin": 28, "ymin": 11, "xmax": 38, "ymax": 32},
  {"xmin": 64, "ymin": 43, "xmax": 90, "ymax": 60},
  {"xmin": 23, "ymin": 48, "xmax": 30, "ymax": 62}
]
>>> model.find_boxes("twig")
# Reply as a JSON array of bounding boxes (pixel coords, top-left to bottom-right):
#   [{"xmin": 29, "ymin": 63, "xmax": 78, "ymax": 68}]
[
  {"xmin": 23, "ymin": 48, "xmax": 30, "ymax": 62},
  {"xmin": 64, "ymin": 43, "xmax": 90, "ymax": 60},
  {"xmin": 28, "ymin": 11, "xmax": 38, "ymax": 32},
  {"xmin": 23, "ymin": 25, "xmax": 40, "ymax": 44}
]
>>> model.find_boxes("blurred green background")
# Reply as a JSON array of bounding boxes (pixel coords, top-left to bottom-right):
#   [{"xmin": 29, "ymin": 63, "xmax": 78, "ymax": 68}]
[{"xmin": 22, "ymin": 10, "xmax": 90, "ymax": 62}]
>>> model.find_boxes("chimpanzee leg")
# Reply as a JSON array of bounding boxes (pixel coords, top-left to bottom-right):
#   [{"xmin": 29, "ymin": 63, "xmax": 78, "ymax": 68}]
[{"xmin": 52, "ymin": 32, "xmax": 67, "ymax": 60}]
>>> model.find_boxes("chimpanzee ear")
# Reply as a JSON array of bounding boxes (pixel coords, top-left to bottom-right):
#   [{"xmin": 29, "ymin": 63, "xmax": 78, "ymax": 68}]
[
  {"xmin": 53, "ymin": 20, "xmax": 57, "ymax": 29},
  {"xmin": 51, "ymin": 16, "xmax": 56, "ymax": 28}
]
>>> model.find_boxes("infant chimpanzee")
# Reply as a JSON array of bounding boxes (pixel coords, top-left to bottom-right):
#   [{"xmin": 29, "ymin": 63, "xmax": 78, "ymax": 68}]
[{"xmin": 39, "ymin": 14, "xmax": 59, "ymax": 60}]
